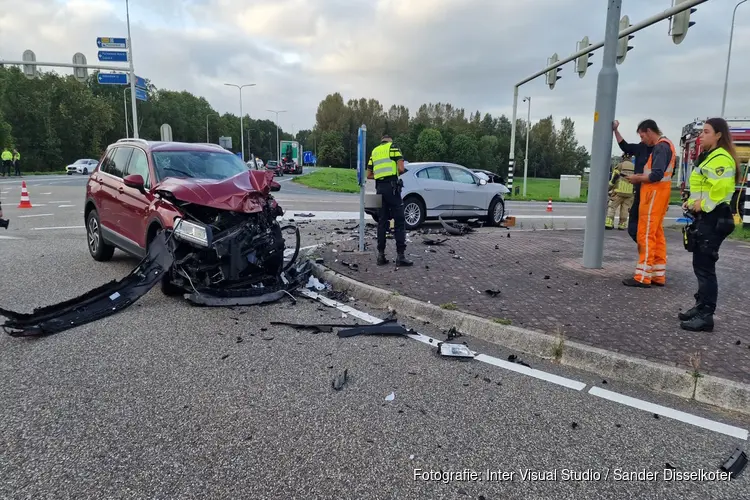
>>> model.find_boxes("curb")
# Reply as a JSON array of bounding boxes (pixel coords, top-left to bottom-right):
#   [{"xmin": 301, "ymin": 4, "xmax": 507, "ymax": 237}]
[{"xmin": 310, "ymin": 263, "xmax": 750, "ymax": 417}]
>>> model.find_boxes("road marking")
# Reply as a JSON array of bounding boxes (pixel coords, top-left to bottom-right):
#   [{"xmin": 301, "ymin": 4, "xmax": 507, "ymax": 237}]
[
  {"xmin": 281, "ymin": 211, "xmax": 361, "ymax": 220},
  {"xmin": 304, "ymin": 289, "xmax": 748, "ymax": 439},
  {"xmin": 589, "ymin": 387, "xmax": 748, "ymax": 440},
  {"xmin": 58, "ymin": 204, "xmax": 76, "ymax": 208},
  {"xmin": 41, "ymin": 192, "xmax": 52, "ymax": 195},
  {"xmin": 31, "ymin": 225, "xmax": 85, "ymax": 231},
  {"xmin": 0, "ymin": 235, "xmax": 23, "ymax": 240},
  {"xmin": 48, "ymin": 200, "xmax": 71, "ymax": 204},
  {"xmin": 18, "ymin": 213, "xmax": 53, "ymax": 218}
]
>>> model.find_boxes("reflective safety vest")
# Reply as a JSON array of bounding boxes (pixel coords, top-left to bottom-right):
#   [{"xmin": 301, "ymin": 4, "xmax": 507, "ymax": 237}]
[
  {"xmin": 12, "ymin": 152, "xmax": 19, "ymax": 161},
  {"xmin": 610, "ymin": 161, "xmax": 635, "ymax": 195},
  {"xmin": 644, "ymin": 136, "xmax": 676, "ymax": 183},
  {"xmin": 370, "ymin": 141, "xmax": 399, "ymax": 179},
  {"xmin": 687, "ymin": 146, "xmax": 736, "ymax": 213},
  {"xmin": 0, "ymin": 150, "xmax": 11, "ymax": 161}
]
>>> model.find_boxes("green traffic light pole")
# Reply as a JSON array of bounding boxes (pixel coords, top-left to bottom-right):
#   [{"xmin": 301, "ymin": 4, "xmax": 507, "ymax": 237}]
[{"xmin": 505, "ymin": 0, "xmax": 708, "ymax": 269}]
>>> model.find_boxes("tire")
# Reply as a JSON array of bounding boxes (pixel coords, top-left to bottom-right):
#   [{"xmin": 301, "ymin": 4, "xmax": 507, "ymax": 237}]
[
  {"xmin": 86, "ymin": 209, "xmax": 115, "ymax": 261},
  {"xmin": 67, "ymin": 172, "xmax": 72, "ymax": 175},
  {"xmin": 486, "ymin": 197, "xmax": 505, "ymax": 227},
  {"xmin": 83, "ymin": 167, "xmax": 88, "ymax": 175},
  {"xmin": 403, "ymin": 196, "xmax": 426, "ymax": 230}
]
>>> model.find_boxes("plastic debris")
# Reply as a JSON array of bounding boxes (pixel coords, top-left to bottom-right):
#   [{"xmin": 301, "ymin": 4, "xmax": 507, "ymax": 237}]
[
  {"xmin": 439, "ymin": 343, "xmax": 474, "ymax": 359},
  {"xmin": 385, "ymin": 392, "xmax": 395, "ymax": 402}
]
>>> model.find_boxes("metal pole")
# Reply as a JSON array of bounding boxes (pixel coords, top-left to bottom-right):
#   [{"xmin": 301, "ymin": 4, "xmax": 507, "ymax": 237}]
[
  {"xmin": 507, "ymin": 86, "xmax": 519, "ymax": 193},
  {"xmin": 206, "ymin": 114, "xmax": 209, "ymax": 142},
  {"xmin": 126, "ymin": 0, "xmax": 139, "ymax": 139},
  {"xmin": 358, "ymin": 125, "xmax": 367, "ymax": 252},
  {"xmin": 721, "ymin": 0, "xmax": 747, "ymax": 117},
  {"xmin": 523, "ymin": 96, "xmax": 531, "ymax": 197},
  {"xmin": 583, "ymin": 0, "xmax": 622, "ymax": 269},
  {"xmin": 123, "ymin": 88, "xmax": 129, "ymax": 138},
  {"xmin": 266, "ymin": 110, "xmax": 286, "ymax": 161},
  {"xmin": 239, "ymin": 91, "xmax": 244, "ymax": 161}
]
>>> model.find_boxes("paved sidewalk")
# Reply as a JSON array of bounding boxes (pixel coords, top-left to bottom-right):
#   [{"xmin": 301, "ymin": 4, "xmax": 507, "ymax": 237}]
[{"xmin": 318, "ymin": 227, "xmax": 750, "ymax": 385}]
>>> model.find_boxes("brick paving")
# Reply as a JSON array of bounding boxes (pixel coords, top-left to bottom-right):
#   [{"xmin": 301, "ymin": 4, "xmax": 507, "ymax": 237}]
[{"xmin": 318, "ymin": 225, "xmax": 750, "ymax": 385}]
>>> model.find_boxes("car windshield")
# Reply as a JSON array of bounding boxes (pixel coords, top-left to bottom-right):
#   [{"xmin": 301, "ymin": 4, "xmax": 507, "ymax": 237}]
[
  {"xmin": 152, "ymin": 150, "xmax": 249, "ymax": 181},
  {"xmin": 267, "ymin": 161, "xmax": 278, "ymax": 166}
]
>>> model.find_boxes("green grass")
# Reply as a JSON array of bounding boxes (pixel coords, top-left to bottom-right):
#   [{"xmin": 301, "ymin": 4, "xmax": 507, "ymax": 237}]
[
  {"xmin": 728, "ymin": 225, "xmax": 750, "ymax": 241},
  {"xmin": 292, "ymin": 168, "xmax": 360, "ymax": 193},
  {"xmin": 508, "ymin": 177, "xmax": 683, "ymax": 205},
  {"xmin": 4, "ymin": 171, "xmax": 66, "ymax": 176}
]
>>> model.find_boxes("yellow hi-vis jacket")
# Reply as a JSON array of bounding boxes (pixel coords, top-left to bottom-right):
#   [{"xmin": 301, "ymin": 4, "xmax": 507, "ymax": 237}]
[
  {"xmin": 1, "ymin": 150, "xmax": 11, "ymax": 161},
  {"xmin": 609, "ymin": 161, "xmax": 635, "ymax": 195},
  {"xmin": 368, "ymin": 140, "xmax": 403, "ymax": 179},
  {"xmin": 687, "ymin": 147, "xmax": 736, "ymax": 213},
  {"xmin": 12, "ymin": 152, "xmax": 19, "ymax": 161}
]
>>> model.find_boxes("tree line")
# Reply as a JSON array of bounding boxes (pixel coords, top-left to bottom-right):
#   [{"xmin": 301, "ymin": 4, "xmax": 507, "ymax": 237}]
[{"xmin": 0, "ymin": 66, "xmax": 590, "ymax": 177}]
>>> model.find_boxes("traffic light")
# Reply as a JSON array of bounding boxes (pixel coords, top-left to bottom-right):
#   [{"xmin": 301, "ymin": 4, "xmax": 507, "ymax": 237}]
[
  {"xmin": 546, "ymin": 53, "xmax": 562, "ymax": 89},
  {"xmin": 575, "ymin": 36, "xmax": 594, "ymax": 78},
  {"xmin": 670, "ymin": 0, "xmax": 697, "ymax": 45},
  {"xmin": 22, "ymin": 49, "xmax": 38, "ymax": 79},
  {"xmin": 616, "ymin": 15, "xmax": 634, "ymax": 65}
]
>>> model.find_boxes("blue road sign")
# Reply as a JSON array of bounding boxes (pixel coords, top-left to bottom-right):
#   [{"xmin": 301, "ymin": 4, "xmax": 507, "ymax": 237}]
[
  {"xmin": 134, "ymin": 75, "xmax": 147, "ymax": 90},
  {"xmin": 135, "ymin": 88, "xmax": 148, "ymax": 101},
  {"xmin": 312, "ymin": 155, "xmax": 317, "ymax": 165},
  {"xmin": 303, "ymin": 151, "xmax": 313, "ymax": 164},
  {"xmin": 98, "ymin": 50, "xmax": 128, "ymax": 62},
  {"xmin": 97, "ymin": 72, "xmax": 128, "ymax": 85},
  {"xmin": 97, "ymin": 37, "xmax": 127, "ymax": 49},
  {"xmin": 357, "ymin": 127, "xmax": 366, "ymax": 186},
  {"xmin": 235, "ymin": 152, "xmax": 243, "ymax": 159}
]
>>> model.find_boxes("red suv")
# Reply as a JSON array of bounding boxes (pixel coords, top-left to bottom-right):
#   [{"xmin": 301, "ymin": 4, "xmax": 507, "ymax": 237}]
[{"xmin": 85, "ymin": 139, "xmax": 281, "ymax": 263}]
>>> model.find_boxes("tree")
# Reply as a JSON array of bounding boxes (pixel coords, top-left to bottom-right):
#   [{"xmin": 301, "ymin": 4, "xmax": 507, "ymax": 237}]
[
  {"xmin": 318, "ymin": 131, "xmax": 346, "ymax": 167},
  {"xmin": 478, "ymin": 135, "xmax": 502, "ymax": 172},
  {"xmin": 449, "ymin": 134, "xmax": 480, "ymax": 169},
  {"xmin": 315, "ymin": 93, "xmax": 349, "ymax": 134},
  {"xmin": 414, "ymin": 128, "xmax": 446, "ymax": 162}
]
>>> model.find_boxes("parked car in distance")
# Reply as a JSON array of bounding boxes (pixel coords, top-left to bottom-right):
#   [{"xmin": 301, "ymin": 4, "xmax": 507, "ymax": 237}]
[
  {"xmin": 364, "ymin": 162, "xmax": 510, "ymax": 230},
  {"xmin": 67, "ymin": 159, "xmax": 99, "ymax": 175},
  {"xmin": 266, "ymin": 160, "xmax": 283, "ymax": 176}
]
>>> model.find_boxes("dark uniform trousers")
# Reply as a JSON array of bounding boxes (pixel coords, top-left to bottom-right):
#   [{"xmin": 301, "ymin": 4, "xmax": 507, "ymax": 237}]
[
  {"xmin": 627, "ymin": 185, "xmax": 640, "ymax": 242},
  {"xmin": 690, "ymin": 203, "xmax": 735, "ymax": 313},
  {"xmin": 375, "ymin": 176, "xmax": 406, "ymax": 254}
]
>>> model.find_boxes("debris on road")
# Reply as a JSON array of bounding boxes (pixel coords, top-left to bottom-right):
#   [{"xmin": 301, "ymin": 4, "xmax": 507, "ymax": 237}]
[
  {"xmin": 385, "ymin": 392, "xmax": 395, "ymax": 402},
  {"xmin": 337, "ymin": 319, "xmax": 411, "ymax": 338},
  {"xmin": 270, "ymin": 321, "xmax": 361, "ymax": 334},
  {"xmin": 439, "ymin": 216, "xmax": 475, "ymax": 236},
  {"xmin": 507, "ymin": 354, "xmax": 531, "ymax": 368},
  {"xmin": 438, "ymin": 343, "xmax": 475, "ymax": 359},
  {"xmin": 422, "ymin": 238, "xmax": 448, "ymax": 246},
  {"xmin": 720, "ymin": 448, "xmax": 747, "ymax": 476},
  {"xmin": 332, "ymin": 369, "xmax": 349, "ymax": 391},
  {"xmin": 484, "ymin": 289, "xmax": 501, "ymax": 297},
  {"xmin": 294, "ymin": 212, "xmax": 315, "ymax": 217}
]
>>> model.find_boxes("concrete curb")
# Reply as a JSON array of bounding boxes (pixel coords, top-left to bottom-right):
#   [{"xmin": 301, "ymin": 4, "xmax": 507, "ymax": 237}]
[{"xmin": 311, "ymin": 263, "xmax": 750, "ymax": 417}]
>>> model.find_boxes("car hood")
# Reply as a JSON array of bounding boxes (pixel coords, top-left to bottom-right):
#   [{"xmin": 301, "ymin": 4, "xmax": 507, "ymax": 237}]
[{"xmin": 155, "ymin": 169, "xmax": 276, "ymax": 213}]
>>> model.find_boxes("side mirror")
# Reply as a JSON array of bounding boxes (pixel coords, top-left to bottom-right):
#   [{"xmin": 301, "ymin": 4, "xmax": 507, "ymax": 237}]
[
  {"xmin": 479, "ymin": 178, "xmax": 487, "ymax": 186},
  {"xmin": 123, "ymin": 174, "xmax": 146, "ymax": 192}
]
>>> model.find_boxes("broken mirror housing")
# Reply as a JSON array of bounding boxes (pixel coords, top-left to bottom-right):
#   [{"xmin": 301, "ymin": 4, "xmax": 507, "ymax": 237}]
[
  {"xmin": 173, "ymin": 217, "xmax": 212, "ymax": 247},
  {"xmin": 439, "ymin": 342, "xmax": 475, "ymax": 359}
]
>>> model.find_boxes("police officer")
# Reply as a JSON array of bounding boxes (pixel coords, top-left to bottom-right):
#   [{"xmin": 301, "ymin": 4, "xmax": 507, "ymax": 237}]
[
  {"xmin": 679, "ymin": 117, "xmax": 740, "ymax": 332},
  {"xmin": 367, "ymin": 134, "xmax": 413, "ymax": 266},
  {"xmin": 12, "ymin": 149, "xmax": 20, "ymax": 176},
  {"xmin": 1, "ymin": 147, "xmax": 12, "ymax": 177}
]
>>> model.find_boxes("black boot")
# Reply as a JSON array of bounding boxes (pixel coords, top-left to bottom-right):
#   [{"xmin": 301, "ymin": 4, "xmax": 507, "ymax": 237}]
[
  {"xmin": 680, "ymin": 310, "xmax": 714, "ymax": 332},
  {"xmin": 396, "ymin": 252, "xmax": 413, "ymax": 267},
  {"xmin": 678, "ymin": 305, "xmax": 702, "ymax": 321},
  {"xmin": 377, "ymin": 253, "xmax": 389, "ymax": 266}
]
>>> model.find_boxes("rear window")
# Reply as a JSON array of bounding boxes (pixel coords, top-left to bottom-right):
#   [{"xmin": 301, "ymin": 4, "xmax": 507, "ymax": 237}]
[{"xmin": 152, "ymin": 150, "xmax": 249, "ymax": 181}]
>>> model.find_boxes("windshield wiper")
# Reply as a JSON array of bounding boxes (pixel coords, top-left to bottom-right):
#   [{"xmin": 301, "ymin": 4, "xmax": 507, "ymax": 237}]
[{"xmin": 163, "ymin": 167, "xmax": 194, "ymax": 178}]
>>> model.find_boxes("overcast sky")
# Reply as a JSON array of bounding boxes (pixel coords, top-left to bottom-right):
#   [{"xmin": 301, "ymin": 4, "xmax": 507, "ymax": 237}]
[{"xmin": 1, "ymin": 0, "xmax": 748, "ymax": 155}]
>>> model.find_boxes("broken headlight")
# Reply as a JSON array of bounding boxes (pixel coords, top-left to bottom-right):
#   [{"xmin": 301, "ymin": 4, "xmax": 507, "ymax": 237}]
[{"xmin": 173, "ymin": 217, "xmax": 212, "ymax": 247}]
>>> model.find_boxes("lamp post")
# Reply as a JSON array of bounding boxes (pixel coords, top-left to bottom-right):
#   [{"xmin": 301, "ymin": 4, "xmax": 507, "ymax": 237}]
[
  {"xmin": 721, "ymin": 0, "xmax": 747, "ymax": 117},
  {"xmin": 123, "ymin": 88, "xmax": 129, "ymax": 138},
  {"xmin": 267, "ymin": 109, "xmax": 287, "ymax": 161},
  {"xmin": 205, "ymin": 112, "xmax": 219, "ymax": 142},
  {"xmin": 224, "ymin": 83, "xmax": 256, "ymax": 161},
  {"xmin": 522, "ymin": 96, "xmax": 531, "ymax": 197},
  {"xmin": 125, "ymin": 0, "xmax": 139, "ymax": 138}
]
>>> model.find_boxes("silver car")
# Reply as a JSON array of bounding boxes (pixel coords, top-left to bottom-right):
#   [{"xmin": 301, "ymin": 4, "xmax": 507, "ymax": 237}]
[{"xmin": 365, "ymin": 162, "xmax": 510, "ymax": 230}]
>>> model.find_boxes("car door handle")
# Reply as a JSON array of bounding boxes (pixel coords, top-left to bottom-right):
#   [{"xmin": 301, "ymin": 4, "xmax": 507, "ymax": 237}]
[{"xmin": 118, "ymin": 186, "xmax": 124, "ymax": 193}]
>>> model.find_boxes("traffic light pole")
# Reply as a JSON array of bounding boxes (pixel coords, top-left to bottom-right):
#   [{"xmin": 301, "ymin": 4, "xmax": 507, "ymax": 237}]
[
  {"xmin": 583, "ymin": 0, "xmax": 621, "ymax": 269},
  {"xmin": 504, "ymin": 0, "xmax": 708, "ymax": 266}
]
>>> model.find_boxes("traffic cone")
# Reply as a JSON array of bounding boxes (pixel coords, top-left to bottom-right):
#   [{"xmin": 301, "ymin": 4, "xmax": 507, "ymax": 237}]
[
  {"xmin": 546, "ymin": 198, "xmax": 553, "ymax": 212},
  {"xmin": 18, "ymin": 181, "xmax": 32, "ymax": 208}
]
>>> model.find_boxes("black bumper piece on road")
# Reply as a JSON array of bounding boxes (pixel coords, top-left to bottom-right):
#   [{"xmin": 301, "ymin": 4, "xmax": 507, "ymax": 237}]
[{"xmin": 0, "ymin": 232, "xmax": 174, "ymax": 337}]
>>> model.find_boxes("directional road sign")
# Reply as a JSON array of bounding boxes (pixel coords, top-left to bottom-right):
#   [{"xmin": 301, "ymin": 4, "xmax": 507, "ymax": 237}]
[
  {"xmin": 97, "ymin": 37, "xmax": 127, "ymax": 49},
  {"xmin": 98, "ymin": 50, "xmax": 128, "ymax": 62},
  {"xmin": 135, "ymin": 88, "xmax": 148, "ymax": 101},
  {"xmin": 97, "ymin": 72, "xmax": 129, "ymax": 85},
  {"xmin": 134, "ymin": 75, "xmax": 147, "ymax": 90}
]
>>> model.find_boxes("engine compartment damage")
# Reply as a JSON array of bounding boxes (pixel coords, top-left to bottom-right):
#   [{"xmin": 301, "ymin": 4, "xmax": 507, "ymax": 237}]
[{"xmin": 1, "ymin": 177, "xmax": 312, "ymax": 337}]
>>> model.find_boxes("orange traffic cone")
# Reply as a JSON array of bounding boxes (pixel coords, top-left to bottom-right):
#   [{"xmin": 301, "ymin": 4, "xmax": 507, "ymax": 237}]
[
  {"xmin": 546, "ymin": 198, "xmax": 553, "ymax": 212},
  {"xmin": 18, "ymin": 181, "xmax": 32, "ymax": 208}
]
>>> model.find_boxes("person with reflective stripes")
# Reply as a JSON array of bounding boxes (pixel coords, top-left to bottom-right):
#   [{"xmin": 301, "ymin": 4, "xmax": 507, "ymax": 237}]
[
  {"xmin": 613, "ymin": 120, "xmax": 654, "ymax": 242},
  {"xmin": 367, "ymin": 134, "xmax": 412, "ymax": 266},
  {"xmin": 678, "ymin": 118, "xmax": 739, "ymax": 332},
  {"xmin": 622, "ymin": 120, "xmax": 675, "ymax": 288},
  {"xmin": 605, "ymin": 153, "xmax": 635, "ymax": 230}
]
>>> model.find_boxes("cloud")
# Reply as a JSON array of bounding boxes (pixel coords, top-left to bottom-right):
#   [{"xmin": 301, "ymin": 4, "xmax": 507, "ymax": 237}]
[{"xmin": 1, "ymin": 0, "xmax": 748, "ymax": 155}]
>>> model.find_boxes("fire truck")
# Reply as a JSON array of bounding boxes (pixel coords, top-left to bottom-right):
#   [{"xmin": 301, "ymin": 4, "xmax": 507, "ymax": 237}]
[{"xmin": 678, "ymin": 118, "xmax": 750, "ymax": 189}]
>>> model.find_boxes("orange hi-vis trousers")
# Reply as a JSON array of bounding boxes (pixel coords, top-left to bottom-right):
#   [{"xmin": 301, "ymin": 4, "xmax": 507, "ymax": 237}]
[{"xmin": 634, "ymin": 181, "xmax": 671, "ymax": 285}]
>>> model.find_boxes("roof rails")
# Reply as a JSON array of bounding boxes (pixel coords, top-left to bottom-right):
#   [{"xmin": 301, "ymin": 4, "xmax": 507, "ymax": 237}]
[
  {"xmin": 116, "ymin": 138, "xmax": 149, "ymax": 145},
  {"xmin": 197, "ymin": 143, "xmax": 226, "ymax": 150}
]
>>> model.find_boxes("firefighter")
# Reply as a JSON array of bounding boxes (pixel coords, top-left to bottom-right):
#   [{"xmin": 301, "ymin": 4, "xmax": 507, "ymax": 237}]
[
  {"xmin": 366, "ymin": 134, "xmax": 413, "ymax": 267},
  {"xmin": 605, "ymin": 153, "xmax": 635, "ymax": 230},
  {"xmin": 622, "ymin": 120, "xmax": 675, "ymax": 288},
  {"xmin": 679, "ymin": 118, "xmax": 740, "ymax": 332},
  {"xmin": 613, "ymin": 120, "xmax": 654, "ymax": 242}
]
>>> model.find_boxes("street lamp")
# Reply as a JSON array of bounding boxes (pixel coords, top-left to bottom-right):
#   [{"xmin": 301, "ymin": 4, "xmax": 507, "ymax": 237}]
[
  {"xmin": 206, "ymin": 112, "xmax": 218, "ymax": 142},
  {"xmin": 125, "ymin": 0, "xmax": 139, "ymax": 138},
  {"xmin": 267, "ymin": 109, "xmax": 287, "ymax": 161},
  {"xmin": 522, "ymin": 96, "xmax": 531, "ymax": 197},
  {"xmin": 123, "ymin": 88, "xmax": 129, "ymax": 138},
  {"xmin": 224, "ymin": 82, "xmax": 256, "ymax": 161},
  {"xmin": 721, "ymin": 0, "xmax": 747, "ymax": 117}
]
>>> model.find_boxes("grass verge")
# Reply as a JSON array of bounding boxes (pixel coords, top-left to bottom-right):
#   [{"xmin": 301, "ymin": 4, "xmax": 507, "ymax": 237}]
[
  {"xmin": 292, "ymin": 168, "xmax": 359, "ymax": 193},
  {"xmin": 506, "ymin": 178, "xmax": 683, "ymax": 205},
  {"xmin": 728, "ymin": 225, "xmax": 750, "ymax": 241}
]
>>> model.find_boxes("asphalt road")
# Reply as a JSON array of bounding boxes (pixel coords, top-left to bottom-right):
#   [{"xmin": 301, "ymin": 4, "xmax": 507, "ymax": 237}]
[{"xmin": 1, "ymin": 175, "xmax": 747, "ymax": 498}]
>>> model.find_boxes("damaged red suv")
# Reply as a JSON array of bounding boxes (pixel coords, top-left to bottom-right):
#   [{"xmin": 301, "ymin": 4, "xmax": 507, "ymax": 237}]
[{"xmin": 84, "ymin": 139, "xmax": 293, "ymax": 296}]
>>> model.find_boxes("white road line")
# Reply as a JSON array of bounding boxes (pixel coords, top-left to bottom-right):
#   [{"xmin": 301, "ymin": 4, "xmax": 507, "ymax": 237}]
[
  {"xmin": 304, "ymin": 289, "xmax": 748, "ymax": 439},
  {"xmin": 58, "ymin": 204, "xmax": 76, "ymax": 208},
  {"xmin": 48, "ymin": 200, "xmax": 71, "ymax": 204},
  {"xmin": 0, "ymin": 235, "xmax": 24, "ymax": 240},
  {"xmin": 18, "ymin": 213, "xmax": 53, "ymax": 218},
  {"xmin": 30, "ymin": 225, "xmax": 85, "ymax": 231},
  {"xmin": 41, "ymin": 192, "xmax": 52, "ymax": 195},
  {"xmin": 282, "ymin": 211, "xmax": 361, "ymax": 220},
  {"xmin": 589, "ymin": 387, "xmax": 748, "ymax": 441}
]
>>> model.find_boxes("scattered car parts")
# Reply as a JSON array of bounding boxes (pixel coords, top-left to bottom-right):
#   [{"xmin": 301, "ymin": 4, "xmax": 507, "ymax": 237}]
[
  {"xmin": 337, "ymin": 319, "xmax": 411, "ymax": 338},
  {"xmin": 721, "ymin": 448, "xmax": 747, "ymax": 476}
]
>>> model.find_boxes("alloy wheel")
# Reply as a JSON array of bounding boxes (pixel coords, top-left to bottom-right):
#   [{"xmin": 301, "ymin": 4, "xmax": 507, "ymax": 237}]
[
  {"xmin": 404, "ymin": 202, "xmax": 421, "ymax": 227},
  {"xmin": 88, "ymin": 217, "xmax": 99, "ymax": 253}
]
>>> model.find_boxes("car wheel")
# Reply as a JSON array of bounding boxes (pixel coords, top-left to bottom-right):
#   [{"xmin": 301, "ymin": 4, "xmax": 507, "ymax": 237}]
[
  {"xmin": 86, "ymin": 209, "xmax": 115, "ymax": 261},
  {"xmin": 67, "ymin": 171, "xmax": 72, "ymax": 175},
  {"xmin": 403, "ymin": 196, "xmax": 426, "ymax": 230},
  {"xmin": 486, "ymin": 197, "xmax": 505, "ymax": 227},
  {"xmin": 83, "ymin": 167, "xmax": 88, "ymax": 175}
]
